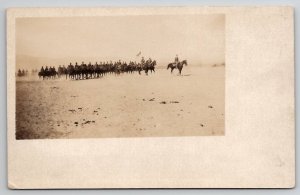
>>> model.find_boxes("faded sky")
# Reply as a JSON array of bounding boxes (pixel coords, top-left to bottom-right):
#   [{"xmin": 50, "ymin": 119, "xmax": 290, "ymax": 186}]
[{"xmin": 16, "ymin": 14, "xmax": 225, "ymax": 69}]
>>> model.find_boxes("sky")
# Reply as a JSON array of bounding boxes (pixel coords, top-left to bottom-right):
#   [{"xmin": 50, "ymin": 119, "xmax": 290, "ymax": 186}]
[{"xmin": 16, "ymin": 14, "xmax": 225, "ymax": 70}]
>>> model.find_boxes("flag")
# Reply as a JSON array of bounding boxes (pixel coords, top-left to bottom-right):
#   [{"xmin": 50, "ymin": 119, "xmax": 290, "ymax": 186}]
[{"xmin": 136, "ymin": 51, "xmax": 141, "ymax": 57}]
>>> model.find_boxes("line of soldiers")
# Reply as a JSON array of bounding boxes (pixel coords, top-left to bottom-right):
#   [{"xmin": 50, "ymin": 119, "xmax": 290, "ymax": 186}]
[
  {"xmin": 16, "ymin": 69, "xmax": 29, "ymax": 77},
  {"xmin": 38, "ymin": 57, "xmax": 157, "ymax": 80},
  {"xmin": 16, "ymin": 69, "xmax": 41, "ymax": 77},
  {"xmin": 38, "ymin": 66, "xmax": 58, "ymax": 79}
]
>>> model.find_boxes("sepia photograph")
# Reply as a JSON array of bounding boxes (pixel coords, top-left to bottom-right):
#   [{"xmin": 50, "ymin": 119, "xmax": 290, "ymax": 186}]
[
  {"xmin": 15, "ymin": 14, "xmax": 225, "ymax": 139},
  {"xmin": 7, "ymin": 6, "xmax": 295, "ymax": 189}
]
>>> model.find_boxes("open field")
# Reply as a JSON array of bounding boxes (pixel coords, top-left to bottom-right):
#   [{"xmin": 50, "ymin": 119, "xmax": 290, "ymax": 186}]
[{"xmin": 16, "ymin": 66, "xmax": 224, "ymax": 139}]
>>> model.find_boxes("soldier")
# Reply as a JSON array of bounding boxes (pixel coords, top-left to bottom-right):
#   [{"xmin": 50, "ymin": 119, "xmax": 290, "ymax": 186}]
[
  {"xmin": 45, "ymin": 66, "xmax": 49, "ymax": 72},
  {"xmin": 174, "ymin": 54, "xmax": 179, "ymax": 66},
  {"xmin": 147, "ymin": 57, "xmax": 152, "ymax": 65},
  {"xmin": 17, "ymin": 69, "xmax": 22, "ymax": 76},
  {"xmin": 141, "ymin": 57, "xmax": 145, "ymax": 67}
]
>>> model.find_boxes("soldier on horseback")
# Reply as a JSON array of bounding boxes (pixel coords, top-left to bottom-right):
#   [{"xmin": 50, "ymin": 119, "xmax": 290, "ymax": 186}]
[
  {"xmin": 138, "ymin": 57, "xmax": 145, "ymax": 75},
  {"xmin": 174, "ymin": 54, "xmax": 179, "ymax": 67},
  {"xmin": 17, "ymin": 69, "xmax": 22, "ymax": 77},
  {"xmin": 141, "ymin": 57, "xmax": 145, "ymax": 67},
  {"xmin": 147, "ymin": 57, "xmax": 152, "ymax": 65}
]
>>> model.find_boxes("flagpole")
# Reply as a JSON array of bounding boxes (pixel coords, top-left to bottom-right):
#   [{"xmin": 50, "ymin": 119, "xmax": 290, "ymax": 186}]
[{"xmin": 136, "ymin": 51, "xmax": 141, "ymax": 63}]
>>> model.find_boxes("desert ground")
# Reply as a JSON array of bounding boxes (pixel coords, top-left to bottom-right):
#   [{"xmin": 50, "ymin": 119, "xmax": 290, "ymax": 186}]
[{"xmin": 16, "ymin": 66, "xmax": 224, "ymax": 139}]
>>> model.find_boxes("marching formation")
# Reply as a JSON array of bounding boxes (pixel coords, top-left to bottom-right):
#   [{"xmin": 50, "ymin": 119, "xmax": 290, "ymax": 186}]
[
  {"xmin": 16, "ymin": 69, "xmax": 29, "ymax": 77},
  {"xmin": 38, "ymin": 57, "xmax": 157, "ymax": 80},
  {"xmin": 17, "ymin": 55, "xmax": 188, "ymax": 80},
  {"xmin": 16, "ymin": 69, "xmax": 39, "ymax": 77}
]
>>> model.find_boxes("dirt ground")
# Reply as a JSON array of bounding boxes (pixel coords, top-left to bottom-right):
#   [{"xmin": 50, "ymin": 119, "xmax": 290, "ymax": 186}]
[{"xmin": 16, "ymin": 66, "xmax": 224, "ymax": 139}]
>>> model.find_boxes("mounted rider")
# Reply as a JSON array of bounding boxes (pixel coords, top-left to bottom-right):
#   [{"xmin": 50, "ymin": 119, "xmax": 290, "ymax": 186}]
[
  {"xmin": 141, "ymin": 57, "xmax": 146, "ymax": 68},
  {"xmin": 174, "ymin": 54, "xmax": 179, "ymax": 67},
  {"xmin": 68, "ymin": 62, "xmax": 73, "ymax": 69},
  {"xmin": 147, "ymin": 57, "xmax": 152, "ymax": 66}
]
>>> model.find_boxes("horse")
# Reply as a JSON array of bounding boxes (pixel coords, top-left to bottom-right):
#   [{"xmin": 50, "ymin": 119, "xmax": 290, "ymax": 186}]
[
  {"xmin": 167, "ymin": 60, "xmax": 188, "ymax": 75},
  {"xmin": 137, "ymin": 63, "xmax": 143, "ymax": 75},
  {"xmin": 57, "ymin": 66, "xmax": 65, "ymax": 78},
  {"xmin": 38, "ymin": 67, "xmax": 57, "ymax": 80},
  {"xmin": 17, "ymin": 69, "xmax": 26, "ymax": 77},
  {"xmin": 75, "ymin": 64, "xmax": 83, "ymax": 79},
  {"xmin": 143, "ymin": 60, "xmax": 156, "ymax": 75},
  {"xmin": 148, "ymin": 60, "xmax": 156, "ymax": 74},
  {"xmin": 38, "ymin": 70, "xmax": 44, "ymax": 79},
  {"xmin": 67, "ymin": 64, "xmax": 75, "ymax": 79}
]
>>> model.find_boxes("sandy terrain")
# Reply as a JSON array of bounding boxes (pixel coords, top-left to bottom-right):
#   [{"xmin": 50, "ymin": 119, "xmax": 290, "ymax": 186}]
[{"xmin": 16, "ymin": 66, "xmax": 224, "ymax": 139}]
